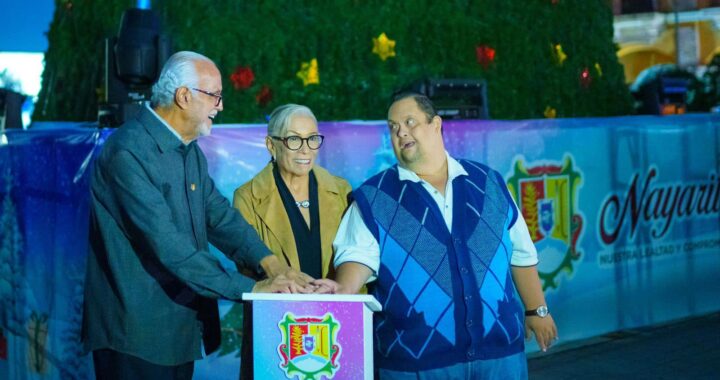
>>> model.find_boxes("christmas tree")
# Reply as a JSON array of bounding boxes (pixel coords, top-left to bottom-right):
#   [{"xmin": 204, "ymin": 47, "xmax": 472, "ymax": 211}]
[{"xmin": 35, "ymin": 0, "xmax": 632, "ymax": 123}]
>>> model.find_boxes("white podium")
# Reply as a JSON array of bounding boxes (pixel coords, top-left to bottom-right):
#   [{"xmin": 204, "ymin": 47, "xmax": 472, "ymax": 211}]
[{"xmin": 241, "ymin": 293, "xmax": 381, "ymax": 380}]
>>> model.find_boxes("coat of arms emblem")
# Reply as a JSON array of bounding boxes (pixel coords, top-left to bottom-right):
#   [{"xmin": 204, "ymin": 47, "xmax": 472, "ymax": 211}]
[
  {"xmin": 507, "ymin": 155, "xmax": 584, "ymax": 290},
  {"xmin": 277, "ymin": 312, "xmax": 341, "ymax": 380}
]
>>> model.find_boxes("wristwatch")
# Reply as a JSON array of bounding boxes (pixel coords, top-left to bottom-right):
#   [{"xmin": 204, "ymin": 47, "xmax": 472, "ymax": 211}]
[{"xmin": 525, "ymin": 305, "xmax": 549, "ymax": 318}]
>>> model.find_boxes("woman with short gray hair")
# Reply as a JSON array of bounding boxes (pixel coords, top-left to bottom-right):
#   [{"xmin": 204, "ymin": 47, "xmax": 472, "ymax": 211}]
[{"xmin": 232, "ymin": 103, "xmax": 352, "ymax": 379}]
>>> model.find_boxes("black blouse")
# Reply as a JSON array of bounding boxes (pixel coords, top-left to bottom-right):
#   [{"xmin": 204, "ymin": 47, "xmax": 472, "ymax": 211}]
[{"xmin": 272, "ymin": 164, "xmax": 322, "ymax": 279}]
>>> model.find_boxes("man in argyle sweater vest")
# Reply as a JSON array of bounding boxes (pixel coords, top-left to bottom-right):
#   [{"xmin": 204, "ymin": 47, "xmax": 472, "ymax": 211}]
[{"xmin": 329, "ymin": 93, "xmax": 558, "ymax": 379}]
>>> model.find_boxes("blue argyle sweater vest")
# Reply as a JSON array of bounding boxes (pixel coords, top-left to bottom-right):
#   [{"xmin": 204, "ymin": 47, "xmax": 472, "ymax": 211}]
[{"xmin": 353, "ymin": 160, "xmax": 525, "ymax": 371}]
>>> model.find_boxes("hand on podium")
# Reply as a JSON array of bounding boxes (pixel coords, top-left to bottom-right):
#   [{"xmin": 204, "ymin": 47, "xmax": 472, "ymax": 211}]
[
  {"xmin": 308, "ymin": 278, "xmax": 341, "ymax": 294},
  {"xmin": 257, "ymin": 255, "xmax": 316, "ymax": 293},
  {"xmin": 252, "ymin": 273, "xmax": 316, "ymax": 293},
  {"xmin": 306, "ymin": 278, "xmax": 364, "ymax": 295},
  {"xmin": 298, "ymin": 263, "xmax": 376, "ymax": 294}
]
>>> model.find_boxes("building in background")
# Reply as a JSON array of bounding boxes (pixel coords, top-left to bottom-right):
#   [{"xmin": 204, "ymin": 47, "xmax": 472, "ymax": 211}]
[{"xmin": 613, "ymin": 0, "xmax": 720, "ymax": 83}]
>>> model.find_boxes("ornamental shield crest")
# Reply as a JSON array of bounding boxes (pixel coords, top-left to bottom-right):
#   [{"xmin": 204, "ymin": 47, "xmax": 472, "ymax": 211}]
[
  {"xmin": 507, "ymin": 155, "xmax": 584, "ymax": 290},
  {"xmin": 277, "ymin": 312, "xmax": 341, "ymax": 380}
]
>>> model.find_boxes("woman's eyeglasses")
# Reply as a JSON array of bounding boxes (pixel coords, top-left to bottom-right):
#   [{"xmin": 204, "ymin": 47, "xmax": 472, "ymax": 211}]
[{"xmin": 271, "ymin": 135, "xmax": 325, "ymax": 150}]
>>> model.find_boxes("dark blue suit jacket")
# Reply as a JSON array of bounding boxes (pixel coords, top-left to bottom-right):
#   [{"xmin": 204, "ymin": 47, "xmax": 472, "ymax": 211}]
[{"xmin": 82, "ymin": 106, "xmax": 270, "ymax": 365}]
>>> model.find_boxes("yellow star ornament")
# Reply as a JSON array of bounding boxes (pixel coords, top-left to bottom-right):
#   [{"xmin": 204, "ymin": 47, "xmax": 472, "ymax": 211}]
[
  {"xmin": 372, "ymin": 32, "xmax": 396, "ymax": 61},
  {"xmin": 544, "ymin": 106, "xmax": 557, "ymax": 119},
  {"xmin": 296, "ymin": 58, "xmax": 320, "ymax": 86},
  {"xmin": 553, "ymin": 44, "xmax": 567, "ymax": 65}
]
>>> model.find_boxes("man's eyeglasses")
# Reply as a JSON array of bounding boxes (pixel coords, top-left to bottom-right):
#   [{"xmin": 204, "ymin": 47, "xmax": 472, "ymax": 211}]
[
  {"xmin": 271, "ymin": 135, "xmax": 325, "ymax": 151},
  {"xmin": 191, "ymin": 88, "xmax": 223, "ymax": 107}
]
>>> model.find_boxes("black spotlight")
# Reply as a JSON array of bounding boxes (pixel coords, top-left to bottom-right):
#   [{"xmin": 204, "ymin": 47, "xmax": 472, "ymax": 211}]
[
  {"xmin": 410, "ymin": 78, "xmax": 489, "ymax": 119},
  {"xmin": 98, "ymin": 8, "xmax": 171, "ymax": 127}
]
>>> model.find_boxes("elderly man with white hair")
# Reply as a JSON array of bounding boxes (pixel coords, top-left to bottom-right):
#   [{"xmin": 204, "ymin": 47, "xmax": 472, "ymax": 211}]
[{"xmin": 81, "ymin": 51, "xmax": 313, "ymax": 380}]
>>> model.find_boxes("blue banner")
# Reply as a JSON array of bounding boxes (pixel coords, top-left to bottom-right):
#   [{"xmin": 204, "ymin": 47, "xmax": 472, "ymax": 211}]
[{"xmin": 1, "ymin": 114, "xmax": 719, "ymax": 379}]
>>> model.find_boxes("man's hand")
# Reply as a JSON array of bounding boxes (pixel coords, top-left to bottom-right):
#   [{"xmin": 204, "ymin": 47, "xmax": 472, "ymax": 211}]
[
  {"xmin": 282, "ymin": 267, "xmax": 314, "ymax": 288},
  {"xmin": 511, "ymin": 266, "xmax": 559, "ymax": 352},
  {"xmin": 308, "ymin": 278, "xmax": 343, "ymax": 294},
  {"xmin": 525, "ymin": 314, "xmax": 558, "ymax": 352},
  {"xmin": 252, "ymin": 274, "xmax": 315, "ymax": 293},
  {"xmin": 259, "ymin": 255, "xmax": 314, "ymax": 291},
  {"xmin": 332, "ymin": 262, "xmax": 373, "ymax": 294}
]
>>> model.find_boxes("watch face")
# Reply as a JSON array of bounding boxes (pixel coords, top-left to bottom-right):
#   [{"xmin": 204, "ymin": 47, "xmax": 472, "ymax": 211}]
[{"xmin": 536, "ymin": 305, "xmax": 549, "ymax": 317}]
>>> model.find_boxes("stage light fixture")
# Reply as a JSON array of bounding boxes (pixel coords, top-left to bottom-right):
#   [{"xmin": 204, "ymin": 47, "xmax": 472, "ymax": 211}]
[{"xmin": 98, "ymin": 7, "xmax": 171, "ymax": 127}]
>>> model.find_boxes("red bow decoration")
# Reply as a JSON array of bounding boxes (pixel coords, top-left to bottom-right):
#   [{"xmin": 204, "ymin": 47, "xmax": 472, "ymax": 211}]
[
  {"xmin": 230, "ymin": 66, "xmax": 255, "ymax": 90},
  {"xmin": 256, "ymin": 85, "xmax": 273, "ymax": 107},
  {"xmin": 475, "ymin": 45, "xmax": 496, "ymax": 69}
]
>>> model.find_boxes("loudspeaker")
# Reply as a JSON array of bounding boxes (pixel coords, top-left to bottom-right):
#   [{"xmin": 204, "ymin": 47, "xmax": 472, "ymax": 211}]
[
  {"xmin": 0, "ymin": 88, "xmax": 26, "ymax": 129},
  {"xmin": 412, "ymin": 78, "xmax": 489, "ymax": 119}
]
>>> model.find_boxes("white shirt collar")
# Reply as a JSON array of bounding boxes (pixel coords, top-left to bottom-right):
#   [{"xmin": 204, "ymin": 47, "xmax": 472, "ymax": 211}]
[
  {"xmin": 146, "ymin": 103, "xmax": 185, "ymax": 144},
  {"xmin": 397, "ymin": 151, "xmax": 468, "ymax": 183}
]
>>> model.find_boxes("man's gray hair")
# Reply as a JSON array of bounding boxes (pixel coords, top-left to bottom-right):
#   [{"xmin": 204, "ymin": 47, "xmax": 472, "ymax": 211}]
[
  {"xmin": 151, "ymin": 51, "xmax": 213, "ymax": 108},
  {"xmin": 267, "ymin": 104, "xmax": 317, "ymax": 137}
]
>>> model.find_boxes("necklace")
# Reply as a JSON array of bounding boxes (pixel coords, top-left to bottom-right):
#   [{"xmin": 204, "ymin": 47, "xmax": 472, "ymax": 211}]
[{"xmin": 295, "ymin": 200, "xmax": 310, "ymax": 208}]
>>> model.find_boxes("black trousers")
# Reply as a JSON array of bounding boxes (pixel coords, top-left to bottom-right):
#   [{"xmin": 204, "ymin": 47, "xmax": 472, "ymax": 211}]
[
  {"xmin": 239, "ymin": 302, "xmax": 254, "ymax": 380},
  {"xmin": 93, "ymin": 349, "xmax": 194, "ymax": 380}
]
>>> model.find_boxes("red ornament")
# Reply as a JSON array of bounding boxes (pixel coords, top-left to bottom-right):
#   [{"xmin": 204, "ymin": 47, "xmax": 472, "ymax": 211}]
[
  {"xmin": 255, "ymin": 85, "xmax": 273, "ymax": 107},
  {"xmin": 230, "ymin": 66, "xmax": 255, "ymax": 90},
  {"xmin": 475, "ymin": 45, "xmax": 496, "ymax": 69},
  {"xmin": 580, "ymin": 67, "xmax": 592, "ymax": 88}
]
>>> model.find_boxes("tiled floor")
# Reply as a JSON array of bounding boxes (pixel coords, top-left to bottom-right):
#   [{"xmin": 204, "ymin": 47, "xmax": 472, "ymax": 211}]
[{"xmin": 528, "ymin": 312, "xmax": 720, "ymax": 379}]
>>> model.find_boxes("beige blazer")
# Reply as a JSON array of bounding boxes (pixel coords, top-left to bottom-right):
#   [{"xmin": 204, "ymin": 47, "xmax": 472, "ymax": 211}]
[{"xmin": 233, "ymin": 163, "xmax": 352, "ymax": 279}]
